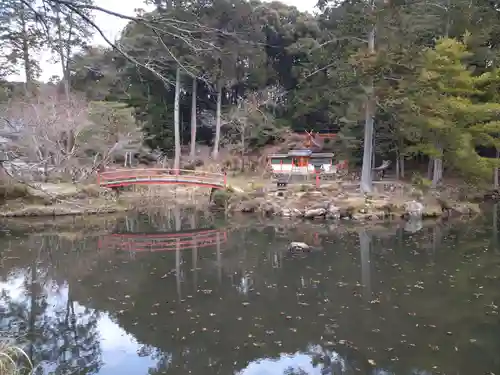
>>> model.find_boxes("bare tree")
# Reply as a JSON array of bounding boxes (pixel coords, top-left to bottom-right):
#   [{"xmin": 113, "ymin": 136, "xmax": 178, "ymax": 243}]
[
  {"xmin": 4, "ymin": 89, "xmax": 92, "ymax": 179},
  {"xmin": 2, "ymin": 88, "xmax": 141, "ymax": 181},
  {"xmin": 221, "ymin": 92, "xmax": 281, "ymax": 169}
]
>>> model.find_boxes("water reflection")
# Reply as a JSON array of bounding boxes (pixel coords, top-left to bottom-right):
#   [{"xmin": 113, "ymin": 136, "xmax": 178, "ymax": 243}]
[{"xmin": 1, "ymin": 209, "xmax": 500, "ymax": 375}]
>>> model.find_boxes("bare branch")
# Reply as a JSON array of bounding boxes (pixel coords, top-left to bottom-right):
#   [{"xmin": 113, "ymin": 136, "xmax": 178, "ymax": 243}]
[
  {"xmin": 1, "ymin": 87, "xmax": 141, "ymax": 182},
  {"xmin": 59, "ymin": 2, "xmax": 176, "ymax": 86}
]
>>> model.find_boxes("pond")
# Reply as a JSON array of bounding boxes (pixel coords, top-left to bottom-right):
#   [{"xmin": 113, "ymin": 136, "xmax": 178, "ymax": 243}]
[{"xmin": 1, "ymin": 207, "xmax": 499, "ymax": 375}]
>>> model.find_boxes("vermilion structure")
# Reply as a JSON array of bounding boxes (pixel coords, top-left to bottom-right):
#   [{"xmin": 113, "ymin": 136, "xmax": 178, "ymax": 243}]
[
  {"xmin": 98, "ymin": 229, "xmax": 228, "ymax": 252},
  {"xmin": 97, "ymin": 168, "xmax": 227, "ymax": 189}
]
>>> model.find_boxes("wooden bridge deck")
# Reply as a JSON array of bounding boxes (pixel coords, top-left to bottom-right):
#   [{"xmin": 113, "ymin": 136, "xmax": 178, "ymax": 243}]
[{"xmin": 98, "ymin": 168, "xmax": 226, "ymax": 189}]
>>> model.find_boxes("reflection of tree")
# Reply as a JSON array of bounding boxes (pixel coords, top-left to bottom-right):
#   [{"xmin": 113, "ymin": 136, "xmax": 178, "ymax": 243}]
[
  {"xmin": 71, "ymin": 216, "xmax": 500, "ymax": 375},
  {"xmin": 2, "ymin": 210, "xmax": 499, "ymax": 375},
  {"xmin": 113, "ymin": 207, "xmax": 219, "ymax": 234},
  {"xmin": 493, "ymin": 204, "xmax": 498, "ymax": 251},
  {"xmin": 47, "ymin": 284, "xmax": 102, "ymax": 375},
  {"xmin": 283, "ymin": 367, "xmax": 309, "ymax": 375},
  {"xmin": 358, "ymin": 230, "xmax": 372, "ymax": 301},
  {"xmin": 0, "ymin": 235, "xmax": 103, "ymax": 375}
]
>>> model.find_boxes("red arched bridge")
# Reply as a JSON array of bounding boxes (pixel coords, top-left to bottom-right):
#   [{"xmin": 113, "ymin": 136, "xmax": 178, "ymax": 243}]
[
  {"xmin": 97, "ymin": 168, "xmax": 227, "ymax": 189},
  {"xmin": 98, "ymin": 229, "xmax": 228, "ymax": 253}
]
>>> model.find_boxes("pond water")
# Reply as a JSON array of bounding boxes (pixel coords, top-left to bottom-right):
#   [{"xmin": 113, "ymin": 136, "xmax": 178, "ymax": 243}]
[{"xmin": 1, "ymin": 207, "xmax": 500, "ymax": 375}]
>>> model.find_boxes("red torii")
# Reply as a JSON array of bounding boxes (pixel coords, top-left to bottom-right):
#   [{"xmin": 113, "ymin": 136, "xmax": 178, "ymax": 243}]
[{"xmin": 300, "ymin": 130, "xmax": 337, "ymax": 148}]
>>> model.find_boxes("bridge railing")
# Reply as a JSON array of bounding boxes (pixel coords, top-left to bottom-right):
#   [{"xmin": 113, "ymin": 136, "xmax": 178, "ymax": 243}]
[{"xmin": 97, "ymin": 168, "xmax": 227, "ymax": 188}]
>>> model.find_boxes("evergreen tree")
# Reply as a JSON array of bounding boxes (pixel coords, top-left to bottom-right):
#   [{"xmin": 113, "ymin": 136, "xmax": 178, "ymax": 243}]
[{"xmin": 406, "ymin": 37, "xmax": 500, "ymax": 184}]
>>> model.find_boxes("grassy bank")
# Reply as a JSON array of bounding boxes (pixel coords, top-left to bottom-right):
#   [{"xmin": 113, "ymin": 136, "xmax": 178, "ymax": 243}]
[
  {"xmin": 0, "ymin": 181, "xmax": 215, "ymax": 218},
  {"xmin": 0, "ymin": 182, "xmax": 129, "ymax": 218},
  {"xmin": 0, "ymin": 338, "xmax": 32, "ymax": 375}
]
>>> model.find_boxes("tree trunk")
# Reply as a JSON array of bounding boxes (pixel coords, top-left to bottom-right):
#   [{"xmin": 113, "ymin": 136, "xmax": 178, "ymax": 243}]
[
  {"xmin": 397, "ymin": 140, "xmax": 405, "ymax": 179},
  {"xmin": 493, "ymin": 203, "xmax": 498, "ymax": 252},
  {"xmin": 54, "ymin": 6, "xmax": 70, "ymax": 100},
  {"xmin": 427, "ymin": 158, "xmax": 433, "ymax": 180},
  {"xmin": 20, "ymin": 2, "xmax": 33, "ymax": 94},
  {"xmin": 371, "ymin": 134, "xmax": 376, "ymax": 169},
  {"xmin": 494, "ymin": 149, "xmax": 499, "ymax": 189},
  {"xmin": 396, "ymin": 154, "xmax": 400, "ymax": 181},
  {"xmin": 212, "ymin": 81, "xmax": 222, "ymax": 160},
  {"xmin": 360, "ymin": 15, "xmax": 375, "ymax": 194},
  {"xmin": 432, "ymin": 148, "xmax": 443, "ymax": 188},
  {"xmin": 174, "ymin": 67, "xmax": 181, "ymax": 171},
  {"xmin": 190, "ymin": 77, "xmax": 197, "ymax": 159},
  {"xmin": 241, "ymin": 129, "xmax": 245, "ymax": 171}
]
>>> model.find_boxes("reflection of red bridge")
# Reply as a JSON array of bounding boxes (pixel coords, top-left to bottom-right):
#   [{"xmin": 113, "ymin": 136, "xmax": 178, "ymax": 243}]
[
  {"xmin": 97, "ymin": 168, "xmax": 227, "ymax": 189},
  {"xmin": 98, "ymin": 229, "xmax": 228, "ymax": 252}
]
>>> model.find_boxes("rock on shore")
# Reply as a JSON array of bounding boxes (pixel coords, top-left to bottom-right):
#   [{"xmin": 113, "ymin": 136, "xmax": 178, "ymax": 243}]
[{"xmin": 211, "ymin": 186, "xmax": 480, "ymax": 222}]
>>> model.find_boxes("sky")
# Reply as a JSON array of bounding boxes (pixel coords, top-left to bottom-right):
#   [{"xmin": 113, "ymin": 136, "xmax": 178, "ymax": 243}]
[{"xmin": 7, "ymin": 0, "xmax": 314, "ymax": 82}]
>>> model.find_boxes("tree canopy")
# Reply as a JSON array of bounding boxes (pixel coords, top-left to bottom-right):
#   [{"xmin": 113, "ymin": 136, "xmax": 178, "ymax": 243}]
[{"xmin": 2, "ymin": 0, "xmax": 500, "ymax": 187}]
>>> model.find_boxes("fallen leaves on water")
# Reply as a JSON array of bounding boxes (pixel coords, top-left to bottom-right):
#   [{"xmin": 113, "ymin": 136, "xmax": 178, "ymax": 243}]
[{"xmin": 368, "ymin": 359, "xmax": 376, "ymax": 366}]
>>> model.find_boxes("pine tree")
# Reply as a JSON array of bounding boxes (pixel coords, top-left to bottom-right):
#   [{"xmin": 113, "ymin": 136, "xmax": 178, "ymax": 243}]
[
  {"xmin": 406, "ymin": 37, "xmax": 500, "ymax": 183},
  {"xmin": 0, "ymin": 0, "xmax": 44, "ymax": 92}
]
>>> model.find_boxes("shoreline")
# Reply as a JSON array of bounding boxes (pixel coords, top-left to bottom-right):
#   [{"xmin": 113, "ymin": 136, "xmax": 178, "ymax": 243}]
[
  {"xmin": 212, "ymin": 181, "xmax": 483, "ymax": 222},
  {"xmin": 0, "ymin": 203, "xmax": 130, "ymax": 218},
  {"xmin": 0, "ymin": 180, "xmax": 486, "ymax": 220}
]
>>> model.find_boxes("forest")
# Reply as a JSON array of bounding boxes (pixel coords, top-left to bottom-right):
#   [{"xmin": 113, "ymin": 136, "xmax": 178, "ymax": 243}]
[{"xmin": 1, "ymin": 0, "xmax": 500, "ymax": 192}]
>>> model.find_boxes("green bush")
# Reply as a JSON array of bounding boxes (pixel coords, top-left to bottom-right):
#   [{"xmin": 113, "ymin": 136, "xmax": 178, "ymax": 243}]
[
  {"xmin": 0, "ymin": 183, "xmax": 29, "ymax": 201},
  {"xmin": 411, "ymin": 173, "xmax": 432, "ymax": 193},
  {"xmin": 211, "ymin": 189, "xmax": 233, "ymax": 207},
  {"xmin": 0, "ymin": 338, "xmax": 32, "ymax": 375},
  {"xmin": 299, "ymin": 184, "xmax": 310, "ymax": 192}
]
